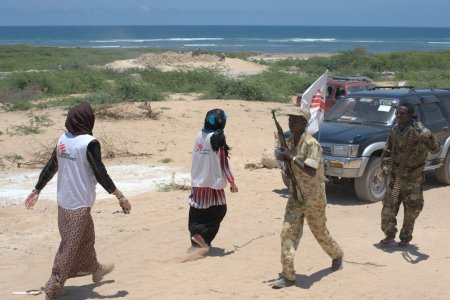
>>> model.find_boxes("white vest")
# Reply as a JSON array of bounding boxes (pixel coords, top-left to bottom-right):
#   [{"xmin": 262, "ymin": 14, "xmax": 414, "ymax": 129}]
[
  {"xmin": 56, "ymin": 132, "xmax": 97, "ymax": 209},
  {"xmin": 191, "ymin": 131, "xmax": 227, "ymax": 189}
]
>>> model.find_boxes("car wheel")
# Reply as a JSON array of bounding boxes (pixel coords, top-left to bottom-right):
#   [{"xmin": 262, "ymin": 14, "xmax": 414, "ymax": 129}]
[
  {"xmin": 354, "ymin": 157, "xmax": 386, "ymax": 202},
  {"xmin": 435, "ymin": 150, "xmax": 450, "ymax": 184}
]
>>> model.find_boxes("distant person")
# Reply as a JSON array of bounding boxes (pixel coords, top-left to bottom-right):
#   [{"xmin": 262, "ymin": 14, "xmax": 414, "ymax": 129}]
[
  {"xmin": 24, "ymin": 102, "xmax": 131, "ymax": 300},
  {"xmin": 188, "ymin": 109, "xmax": 238, "ymax": 249},
  {"xmin": 192, "ymin": 47, "xmax": 201, "ymax": 57},
  {"xmin": 219, "ymin": 52, "xmax": 226, "ymax": 61},
  {"xmin": 271, "ymin": 107, "xmax": 343, "ymax": 289},
  {"xmin": 379, "ymin": 103, "xmax": 439, "ymax": 247}
]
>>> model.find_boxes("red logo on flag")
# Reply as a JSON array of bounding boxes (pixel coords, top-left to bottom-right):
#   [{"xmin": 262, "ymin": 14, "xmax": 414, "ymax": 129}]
[
  {"xmin": 310, "ymin": 89, "xmax": 325, "ymax": 111},
  {"xmin": 58, "ymin": 142, "xmax": 66, "ymax": 154}
]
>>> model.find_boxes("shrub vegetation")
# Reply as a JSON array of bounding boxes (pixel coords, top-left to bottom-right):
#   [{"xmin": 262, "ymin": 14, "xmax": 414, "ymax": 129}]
[{"xmin": 0, "ymin": 45, "xmax": 449, "ymax": 110}]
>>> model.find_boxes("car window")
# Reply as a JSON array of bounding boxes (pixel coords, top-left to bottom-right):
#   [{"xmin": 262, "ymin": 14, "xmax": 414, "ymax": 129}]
[
  {"xmin": 422, "ymin": 102, "xmax": 445, "ymax": 125},
  {"xmin": 335, "ymin": 86, "xmax": 345, "ymax": 98},
  {"xmin": 437, "ymin": 94, "xmax": 450, "ymax": 116},
  {"xmin": 326, "ymin": 86, "xmax": 333, "ymax": 98}
]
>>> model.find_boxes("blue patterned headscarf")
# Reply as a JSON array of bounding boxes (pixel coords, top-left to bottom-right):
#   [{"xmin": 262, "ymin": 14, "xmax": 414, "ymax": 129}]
[
  {"xmin": 202, "ymin": 109, "xmax": 230, "ymax": 156},
  {"xmin": 203, "ymin": 108, "xmax": 227, "ymax": 132}
]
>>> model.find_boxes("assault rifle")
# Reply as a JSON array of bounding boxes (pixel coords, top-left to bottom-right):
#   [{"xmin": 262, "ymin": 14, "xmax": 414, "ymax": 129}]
[{"xmin": 271, "ymin": 109, "xmax": 298, "ymax": 199}]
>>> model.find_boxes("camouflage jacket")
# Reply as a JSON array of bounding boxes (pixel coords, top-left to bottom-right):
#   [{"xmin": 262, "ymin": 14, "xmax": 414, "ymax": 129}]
[
  {"xmin": 381, "ymin": 121, "xmax": 440, "ymax": 178},
  {"xmin": 286, "ymin": 132, "xmax": 326, "ymax": 206}
]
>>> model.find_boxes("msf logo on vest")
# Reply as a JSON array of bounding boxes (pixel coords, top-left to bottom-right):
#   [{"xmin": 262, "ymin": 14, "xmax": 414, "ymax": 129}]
[
  {"xmin": 58, "ymin": 142, "xmax": 77, "ymax": 161},
  {"xmin": 195, "ymin": 143, "xmax": 210, "ymax": 155}
]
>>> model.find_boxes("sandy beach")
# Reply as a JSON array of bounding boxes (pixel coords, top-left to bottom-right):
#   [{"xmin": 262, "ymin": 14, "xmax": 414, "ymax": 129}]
[{"xmin": 1, "ymin": 52, "xmax": 450, "ymax": 300}]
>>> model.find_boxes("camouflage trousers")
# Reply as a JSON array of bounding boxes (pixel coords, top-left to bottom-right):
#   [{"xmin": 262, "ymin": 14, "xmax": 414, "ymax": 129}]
[
  {"xmin": 280, "ymin": 197, "xmax": 342, "ymax": 281},
  {"xmin": 381, "ymin": 174, "xmax": 424, "ymax": 242}
]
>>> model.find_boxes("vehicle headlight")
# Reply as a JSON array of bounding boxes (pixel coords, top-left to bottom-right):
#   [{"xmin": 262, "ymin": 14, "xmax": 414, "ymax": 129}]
[{"xmin": 331, "ymin": 144, "xmax": 359, "ymax": 157}]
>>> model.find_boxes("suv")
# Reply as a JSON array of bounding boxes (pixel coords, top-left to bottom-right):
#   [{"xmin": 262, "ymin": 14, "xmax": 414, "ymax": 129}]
[
  {"xmin": 318, "ymin": 87, "xmax": 450, "ymax": 202},
  {"xmin": 296, "ymin": 76, "xmax": 376, "ymax": 113}
]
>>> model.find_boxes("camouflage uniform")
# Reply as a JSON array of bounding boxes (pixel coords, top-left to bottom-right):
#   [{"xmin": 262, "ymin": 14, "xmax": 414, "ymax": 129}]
[
  {"xmin": 280, "ymin": 133, "xmax": 342, "ymax": 281},
  {"xmin": 381, "ymin": 121, "xmax": 440, "ymax": 243}
]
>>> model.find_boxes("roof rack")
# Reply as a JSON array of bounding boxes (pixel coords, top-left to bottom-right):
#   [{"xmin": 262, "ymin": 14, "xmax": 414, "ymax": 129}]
[
  {"xmin": 330, "ymin": 75, "xmax": 372, "ymax": 83},
  {"xmin": 430, "ymin": 88, "xmax": 450, "ymax": 91},
  {"xmin": 370, "ymin": 86, "xmax": 415, "ymax": 91}
]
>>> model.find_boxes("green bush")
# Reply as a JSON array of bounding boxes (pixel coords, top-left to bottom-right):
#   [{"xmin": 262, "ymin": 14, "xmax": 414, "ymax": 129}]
[
  {"xmin": 113, "ymin": 78, "xmax": 164, "ymax": 101},
  {"xmin": 208, "ymin": 79, "xmax": 268, "ymax": 101},
  {"xmin": 1, "ymin": 46, "xmax": 450, "ymax": 110},
  {"xmin": 0, "ymin": 45, "xmax": 164, "ymax": 71},
  {"xmin": 138, "ymin": 67, "xmax": 221, "ymax": 93},
  {"xmin": 2, "ymin": 70, "xmax": 108, "ymax": 96}
]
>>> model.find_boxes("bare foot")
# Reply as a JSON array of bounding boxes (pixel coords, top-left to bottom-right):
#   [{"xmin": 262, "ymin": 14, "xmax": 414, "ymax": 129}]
[{"xmin": 191, "ymin": 234, "xmax": 209, "ymax": 249}]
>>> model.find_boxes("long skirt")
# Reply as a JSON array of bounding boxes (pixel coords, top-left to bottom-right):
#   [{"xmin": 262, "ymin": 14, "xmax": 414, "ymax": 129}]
[
  {"xmin": 188, "ymin": 204, "xmax": 227, "ymax": 247},
  {"xmin": 44, "ymin": 206, "xmax": 100, "ymax": 298}
]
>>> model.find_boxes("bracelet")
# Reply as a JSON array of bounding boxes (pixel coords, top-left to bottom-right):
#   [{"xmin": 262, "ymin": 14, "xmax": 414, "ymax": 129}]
[
  {"xmin": 115, "ymin": 191, "xmax": 125, "ymax": 202},
  {"xmin": 32, "ymin": 189, "xmax": 41, "ymax": 195}
]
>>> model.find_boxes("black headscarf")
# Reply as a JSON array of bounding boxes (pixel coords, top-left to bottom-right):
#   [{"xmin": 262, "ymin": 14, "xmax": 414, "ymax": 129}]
[
  {"xmin": 202, "ymin": 108, "xmax": 230, "ymax": 157},
  {"xmin": 65, "ymin": 102, "xmax": 95, "ymax": 136}
]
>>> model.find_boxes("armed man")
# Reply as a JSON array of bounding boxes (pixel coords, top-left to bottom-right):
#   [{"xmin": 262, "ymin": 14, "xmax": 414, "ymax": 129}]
[
  {"xmin": 380, "ymin": 102, "xmax": 440, "ymax": 247},
  {"xmin": 271, "ymin": 107, "xmax": 343, "ymax": 289}
]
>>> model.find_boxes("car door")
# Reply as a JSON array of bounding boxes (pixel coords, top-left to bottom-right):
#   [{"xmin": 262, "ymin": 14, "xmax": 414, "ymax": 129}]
[{"xmin": 420, "ymin": 95, "xmax": 448, "ymax": 157}]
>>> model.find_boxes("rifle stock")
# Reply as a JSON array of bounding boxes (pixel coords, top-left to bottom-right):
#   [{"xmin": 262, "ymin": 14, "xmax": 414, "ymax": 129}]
[{"xmin": 271, "ymin": 110, "xmax": 298, "ymax": 198}]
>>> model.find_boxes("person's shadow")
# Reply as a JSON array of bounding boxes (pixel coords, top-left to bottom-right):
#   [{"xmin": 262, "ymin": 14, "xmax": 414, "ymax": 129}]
[
  {"xmin": 373, "ymin": 243, "xmax": 429, "ymax": 264},
  {"xmin": 272, "ymin": 187, "xmax": 289, "ymax": 199},
  {"xmin": 294, "ymin": 268, "xmax": 334, "ymax": 288},
  {"xmin": 208, "ymin": 246, "xmax": 235, "ymax": 257},
  {"xmin": 265, "ymin": 269, "xmax": 333, "ymax": 289},
  {"xmin": 62, "ymin": 280, "xmax": 128, "ymax": 299}
]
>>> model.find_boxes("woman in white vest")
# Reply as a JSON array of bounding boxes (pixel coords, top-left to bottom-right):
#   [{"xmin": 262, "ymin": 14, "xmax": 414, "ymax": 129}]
[
  {"xmin": 188, "ymin": 109, "xmax": 238, "ymax": 249},
  {"xmin": 24, "ymin": 102, "xmax": 131, "ymax": 300}
]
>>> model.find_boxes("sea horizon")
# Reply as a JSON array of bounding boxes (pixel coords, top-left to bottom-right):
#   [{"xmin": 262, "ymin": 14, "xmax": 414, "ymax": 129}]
[{"xmin": 1, "ymin": 25, "xmax": 450, "ymax": 53}]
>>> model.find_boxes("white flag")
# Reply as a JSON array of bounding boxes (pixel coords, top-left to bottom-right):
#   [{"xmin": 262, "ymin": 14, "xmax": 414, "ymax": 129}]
[{"xmin": 300, "ymin": 70, "xmax": 328, "ymax": 135}]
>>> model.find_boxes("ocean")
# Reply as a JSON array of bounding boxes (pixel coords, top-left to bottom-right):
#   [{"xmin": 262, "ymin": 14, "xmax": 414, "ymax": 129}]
[{"xmin": 0, "ymin": 25, "xmax": 450, "ymax": 53}]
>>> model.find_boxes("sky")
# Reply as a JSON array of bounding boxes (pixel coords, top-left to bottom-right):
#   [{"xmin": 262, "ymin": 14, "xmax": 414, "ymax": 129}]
[{"xmin": 0, "ymin": 0, "xmax": 449, "ymax": 27}]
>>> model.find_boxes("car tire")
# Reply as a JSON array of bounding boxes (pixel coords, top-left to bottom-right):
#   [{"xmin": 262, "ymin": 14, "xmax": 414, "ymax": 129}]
[
  {"xmin": 354, "ymin": 157, "xmax": 386, "ymax": 202},
  {"xmin": 435, "ymin": 150, "xmax": 450, "ymax": 184}
]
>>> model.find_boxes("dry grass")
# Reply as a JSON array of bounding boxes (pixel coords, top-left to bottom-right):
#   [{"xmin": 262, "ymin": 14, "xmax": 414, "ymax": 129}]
[
  {"xmin": 22, "ymin": 139, "xmax": 56, "ymax": 168},
  {"xmin": 157, "ymin": 173, "xmax": 190, "ymax": 192},
  {"xmin": 136, "ymin": 102, "xmax": 160, "ymax": 120},
  {"xmin": 95, "ymin": 102, "xmax": 160, "ymax": 120},
  {"xmin": 97, "ymin": 126, "xmax": 151, "ymax": 159}
]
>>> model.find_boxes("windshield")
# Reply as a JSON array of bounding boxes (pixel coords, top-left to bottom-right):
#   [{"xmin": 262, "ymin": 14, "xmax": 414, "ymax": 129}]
[{"xmin": 324, "ymin": 96, "xmax": 398, "ymax": 125}]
